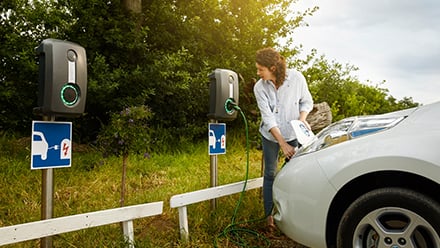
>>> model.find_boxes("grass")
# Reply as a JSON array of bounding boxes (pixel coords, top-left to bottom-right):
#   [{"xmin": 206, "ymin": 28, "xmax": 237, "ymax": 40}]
[{"xmin": 0, "ymin": 132, "xmax": 286, "ymax": 247}]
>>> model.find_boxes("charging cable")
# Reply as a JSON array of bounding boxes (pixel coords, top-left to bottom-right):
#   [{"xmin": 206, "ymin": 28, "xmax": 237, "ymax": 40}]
[{"xmin": 214, "ymin": 102, "xmax": 271, "ymax": 247}]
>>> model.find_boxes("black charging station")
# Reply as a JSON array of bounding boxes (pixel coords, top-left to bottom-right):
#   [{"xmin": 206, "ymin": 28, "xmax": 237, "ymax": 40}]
[
  {"xmin": 207, "ymin": 68, "xmax": 239, "ymax": 121},
  {"xmin": 35, "ymin": 38, "xmax": 87, "ymax": 118},
  {"xmin": 33, "ymin": 38, "xmax": 88, "ymax": 247}
]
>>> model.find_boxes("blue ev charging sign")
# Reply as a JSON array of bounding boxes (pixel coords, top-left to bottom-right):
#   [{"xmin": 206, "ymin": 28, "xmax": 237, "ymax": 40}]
[
  {"xmin": 209, "ymin": 123, "xmax": 226, "ymax": 155},
  {"xmin": 31, "ymin": 121, "xmax": 72, "ymax": 169}
]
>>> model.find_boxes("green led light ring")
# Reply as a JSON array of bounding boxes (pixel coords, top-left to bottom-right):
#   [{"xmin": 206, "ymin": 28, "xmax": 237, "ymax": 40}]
[
  {"xmin": 224, "ymin": 98, "xmax": 235, "ymax": 114},
  {"xmin": 61, "ymin": 83, "xmax": 80, "ymax": 106}
]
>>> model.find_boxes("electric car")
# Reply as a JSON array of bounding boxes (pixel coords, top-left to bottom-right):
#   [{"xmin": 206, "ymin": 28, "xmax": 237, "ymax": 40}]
[{"xmin": 273, "ymin": 101, "xmax": 440, "ymax": 248}]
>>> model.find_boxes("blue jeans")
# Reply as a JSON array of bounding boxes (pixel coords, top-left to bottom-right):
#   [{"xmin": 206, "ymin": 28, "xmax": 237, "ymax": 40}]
[{"xmin": 262, "ymin": 136, "xmax": 298, "ymax": 216}]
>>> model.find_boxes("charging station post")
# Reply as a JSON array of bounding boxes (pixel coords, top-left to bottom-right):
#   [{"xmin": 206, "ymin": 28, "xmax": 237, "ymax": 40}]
[
  {"xmin": 209, "ymin": 119, "xmax": 219, "ymax": 210},
  {"xmin": 33, "ymin": 38, "xmax": 87, "ymax": 248},
  {"xmin": 207, "ymin": 69, "xmax": 239, "ymax": 210},
  {"xmin": 40, "ymin": 115, "xmax": 54, "ymax": 248}
]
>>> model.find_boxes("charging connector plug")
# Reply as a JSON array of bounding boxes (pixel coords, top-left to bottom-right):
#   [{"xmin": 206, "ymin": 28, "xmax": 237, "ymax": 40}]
[{"xmin": 224, "ymin": 98, "xmax": 238, "ymax": 114}]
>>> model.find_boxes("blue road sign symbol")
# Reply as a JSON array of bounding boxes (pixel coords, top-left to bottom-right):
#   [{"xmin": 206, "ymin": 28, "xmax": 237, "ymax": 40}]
[
  {"xmin": 31, "ymin": 121, "xmax": 72, "ymax": 169},
  {"xmin": 209, "ymin": 123, "xmax": 226, "ymax": 155}
]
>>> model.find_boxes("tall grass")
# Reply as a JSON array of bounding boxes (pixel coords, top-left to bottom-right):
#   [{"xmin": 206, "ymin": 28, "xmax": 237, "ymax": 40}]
[{"xmin": 0, "ymin": 132, "xmax": 280, "ymax": 247}]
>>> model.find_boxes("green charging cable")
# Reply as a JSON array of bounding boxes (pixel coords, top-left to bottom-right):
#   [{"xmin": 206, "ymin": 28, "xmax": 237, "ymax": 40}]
[{"xmin": 213, "ymin": 103, "xmax": 271, "ymax": 248}]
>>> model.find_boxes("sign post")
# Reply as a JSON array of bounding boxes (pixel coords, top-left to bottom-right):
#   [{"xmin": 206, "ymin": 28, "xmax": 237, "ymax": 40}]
[
  {"xmin": 41, "ymin": 115, "xmax": 54, "ymax": 248},
  {"xmin": 31, "ymin": 118, "xmax": 72, "ymax": 248},
  {"xmin": 208, "ymin": 122, "xmax": 226, "ymax": 210}
]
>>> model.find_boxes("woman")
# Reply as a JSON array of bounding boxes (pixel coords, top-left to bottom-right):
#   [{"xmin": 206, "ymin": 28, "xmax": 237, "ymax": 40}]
[{"xmin": 253, "ymin": 47, "xmax": 313, "ymax": 229}]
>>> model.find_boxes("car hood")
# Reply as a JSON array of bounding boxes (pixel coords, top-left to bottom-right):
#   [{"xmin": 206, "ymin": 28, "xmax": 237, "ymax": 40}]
[{"xmin": 310, "ymin": 102, "xmax": 440, "ymax": 190}]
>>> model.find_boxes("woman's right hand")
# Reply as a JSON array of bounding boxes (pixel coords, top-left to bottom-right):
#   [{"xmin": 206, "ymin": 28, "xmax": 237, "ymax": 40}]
[{"xmin": 280, "ymin": 142, "xmax": 296, "ymax": 160}]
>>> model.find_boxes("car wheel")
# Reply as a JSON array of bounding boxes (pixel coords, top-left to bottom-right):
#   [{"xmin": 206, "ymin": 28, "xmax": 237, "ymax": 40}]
[{"xmin": 337, "ymin": 187, "xmax": 440, "ymax": 248}]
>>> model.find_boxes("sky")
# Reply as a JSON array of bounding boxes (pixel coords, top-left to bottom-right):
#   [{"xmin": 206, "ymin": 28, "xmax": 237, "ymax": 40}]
[{"xmin": 291, "ymin": 0, "xmax": 440, "ymax": 105}]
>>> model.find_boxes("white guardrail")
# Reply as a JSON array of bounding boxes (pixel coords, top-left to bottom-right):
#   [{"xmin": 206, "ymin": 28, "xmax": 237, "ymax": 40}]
[
  {"xmin": 0, "ymin": 177, "xmax": 263, "ymax": 246},
  {"xmin": 0, "ymin": 201, "xmax": 163, "ymax": 247},
  {"xmin": 170, "ymin": 177, "xmax": 263, "ymax": 241}
]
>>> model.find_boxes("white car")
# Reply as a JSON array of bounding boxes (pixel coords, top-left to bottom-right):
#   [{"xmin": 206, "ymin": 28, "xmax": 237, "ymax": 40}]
[{"xmin": 273, "ymin": 101, "xmax": 440, "ymax": 248}]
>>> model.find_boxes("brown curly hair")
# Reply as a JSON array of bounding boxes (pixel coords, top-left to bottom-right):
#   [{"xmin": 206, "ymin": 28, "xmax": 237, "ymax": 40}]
[{"xmin": 256, "ymin": 47, "xmax": 286, "ymax": 86}]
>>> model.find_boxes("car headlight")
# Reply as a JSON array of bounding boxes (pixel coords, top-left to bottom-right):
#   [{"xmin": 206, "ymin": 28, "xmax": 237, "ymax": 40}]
[{"xmin": 297, "ymin": 115, "xmax": 406, "ymax": 156}]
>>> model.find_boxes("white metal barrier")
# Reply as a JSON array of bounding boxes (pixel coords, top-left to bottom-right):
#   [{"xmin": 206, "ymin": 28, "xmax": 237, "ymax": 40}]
[
  {"xmin": 0, "ymin": 201, "xmax": 163, "ymax": 247},
  {"xmin": 170, "ymin": 177, "xmax": 263, "ymax": 241},
  {"xmin": 0, "ymin": 178, "xmax": 263, "ymax": 245}
]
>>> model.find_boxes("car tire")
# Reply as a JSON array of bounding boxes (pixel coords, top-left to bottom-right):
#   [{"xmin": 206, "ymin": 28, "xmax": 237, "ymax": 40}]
[{"xmin": 336, "ymin": 187, "xmax": 440, "ymax": 248}]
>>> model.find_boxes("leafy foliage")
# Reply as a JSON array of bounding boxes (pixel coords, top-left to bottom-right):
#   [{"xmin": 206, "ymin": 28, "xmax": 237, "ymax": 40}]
[
  {"xmin": 1, "ymin": 0, "xmax": 419, "ymax": 150},
  {"xmin": 0, "ymin": 0, "xmax": 69, "ymax": 132},
  {"xmin": 294, "ymin": 49, "xmax": 419, "ymax": 122},
  {"xmin": 97, "ymin": 105, "xmax": 152, "ymax": 157},
  {"xmin": 96, "ymin": 104, "xmax": 152, "ymax": 206}
]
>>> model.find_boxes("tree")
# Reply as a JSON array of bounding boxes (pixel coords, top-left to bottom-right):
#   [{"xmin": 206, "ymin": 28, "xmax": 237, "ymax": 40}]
[
  {"xmin": 0, "ymin": 0, "xmax": 70, "ymax": 133},
  {"xmin": 61, "ymin": 0, "xmax": 314, "ymax": 145},
  {"xmin": 1, "ymin": 0, "xmax": 418, "ymax": 147},
  {"xmin": 97, "ymin": 105, "xmax": 152, "ymax": 207},
  {"xmin": 293, "ymin": 49, "xmax": 419, "ymax": 121},
  {"xmin": 122, "ymin": 0, "xmax": 141, "ymax": 13}
]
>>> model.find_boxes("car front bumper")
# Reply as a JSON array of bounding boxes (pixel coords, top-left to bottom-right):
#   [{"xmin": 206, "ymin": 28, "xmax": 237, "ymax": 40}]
[{"xmin": 273, "ymin": 154, "xmax": 336, "ymax": 248}]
